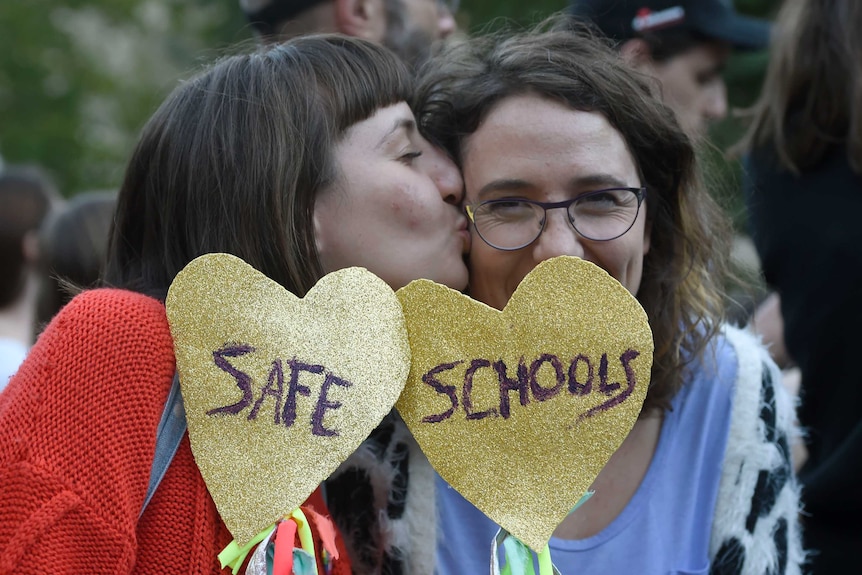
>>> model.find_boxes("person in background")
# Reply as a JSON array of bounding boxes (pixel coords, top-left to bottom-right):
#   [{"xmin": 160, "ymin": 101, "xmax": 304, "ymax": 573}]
[
  {"xmin": 415, "ymin": 17, "xmax": 804, "ymax": 574},
  {"xmin": 569, "ymin": 0, "xmax": 770, "ymax": 139},
  {"xmin": 736, "ymin": 0, "xmax": 862, "ymax": 572},
  {"xmin": 0, "ymin": 35, "xmax": 468, "ymax": 574},
  {"xmin": 35, "ymin": 190, "xmax": 117, "ymax": 331},
  {"xmin": 569, "ymin": 0, "xmax": 772, "ymax": 331},
  {"xmin": 0, "ymin": 166, "xmax": 59, "ymax": 391},
  {"xmin": 239, "ymin": 0, "xmax": 458, "ymax": 69}
]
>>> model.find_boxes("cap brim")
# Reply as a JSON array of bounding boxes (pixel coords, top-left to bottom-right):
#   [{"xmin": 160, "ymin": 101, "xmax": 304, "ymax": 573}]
[{"xmin": 694, "ymin": 13, "xmax": 771, "ymax": 50}]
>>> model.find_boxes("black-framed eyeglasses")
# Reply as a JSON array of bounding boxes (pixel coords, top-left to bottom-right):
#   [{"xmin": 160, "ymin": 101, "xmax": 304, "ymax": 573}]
[{"xmin": 465, "ymin": 187, "xmax": 647, "ymax": 251}]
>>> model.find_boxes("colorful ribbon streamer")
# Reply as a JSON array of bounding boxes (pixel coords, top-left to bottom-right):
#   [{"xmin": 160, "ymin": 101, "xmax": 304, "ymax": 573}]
[
  {"xmin": 217, "ymin": 506, "xmax": 327, "ymax": 575},
  {"xmin": 219, "ymin": 523, "xmax": 277, "ymax": 575}
]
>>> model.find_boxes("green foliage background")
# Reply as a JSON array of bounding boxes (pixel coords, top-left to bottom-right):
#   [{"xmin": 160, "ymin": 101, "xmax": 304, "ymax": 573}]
[
  {"xmin": 0, "ymin": 0, "xmax": 252, "ymax": 196},
  {"xmin": 1, "ymin": 0, "xmax": 779, "ymax": 212}
]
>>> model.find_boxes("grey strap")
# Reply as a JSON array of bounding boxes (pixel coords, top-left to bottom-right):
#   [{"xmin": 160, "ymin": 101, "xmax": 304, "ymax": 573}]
[{"xmin": 140, "ymin": 373, "xmax": 187, "ymax": 518}]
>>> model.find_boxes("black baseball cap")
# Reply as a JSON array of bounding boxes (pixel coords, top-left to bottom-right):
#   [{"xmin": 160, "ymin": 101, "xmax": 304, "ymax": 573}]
[
  {"xmin": 570, "ymin": 0, "xmax": 770, "ymax": 49},
  {"xmin": 239, "ymin": 0, "xmax": 327, "ymax": 34}
]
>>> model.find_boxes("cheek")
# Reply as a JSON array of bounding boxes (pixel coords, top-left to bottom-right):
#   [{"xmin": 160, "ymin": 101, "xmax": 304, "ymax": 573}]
[
  {"xmin": 468, "ymin": 242, "xmax": 522, "ymax": 309},
  {"xmin": 403, "ymin": 184, "xmax": 448, "ymax": 230},
  {"xmin": 380, "ymin": 183, "xmax": 424, "ymax": 228},
  {"xmin": 619, "ymin": 236, "xmax": 648, "ymax": 293},
  {"xmin": 586, "ymin": 234, "xmax": 645, "ymax": 289}
]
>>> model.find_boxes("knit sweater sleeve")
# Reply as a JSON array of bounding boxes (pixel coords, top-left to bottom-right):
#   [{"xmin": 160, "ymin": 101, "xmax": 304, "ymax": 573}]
[
  {"xmin": 708, "ymin": 325, "xmax": 806, "ymax": 575},
  {"xmin": 0, "ymin": 289, "xmax": 176, "ymax": 574}
]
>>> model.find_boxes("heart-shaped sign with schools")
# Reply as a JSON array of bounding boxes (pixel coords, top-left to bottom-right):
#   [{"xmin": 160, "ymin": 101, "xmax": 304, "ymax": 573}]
[
  {"xmin": 166, "ymin": 253, "xmax": 411, "ymax": 573},
  {"xmin": 395, "ymin": 256, "xmax": 653, "ymax": 570}
]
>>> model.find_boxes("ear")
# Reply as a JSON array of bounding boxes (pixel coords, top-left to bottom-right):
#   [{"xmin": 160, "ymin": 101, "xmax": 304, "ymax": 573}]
[
  {"xmin": 619, "ymin": 38, "xmax": 655, "ymax": 72},
  {"xmin": 642, "ymin": 211, "xmax": 652, "ymax": 256},
  {"xmin": 333, "ymin": 0, "xmax": 386, "ymax": 42}
]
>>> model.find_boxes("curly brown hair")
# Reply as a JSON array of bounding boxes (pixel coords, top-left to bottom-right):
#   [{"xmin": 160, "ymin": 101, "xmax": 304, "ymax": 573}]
[{"xmin": 414, "ymin": 16, "xmax": 732, "ymax": 410}]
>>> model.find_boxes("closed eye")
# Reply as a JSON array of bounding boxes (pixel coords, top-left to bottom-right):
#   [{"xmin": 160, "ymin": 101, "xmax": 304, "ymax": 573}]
[
  {"xmin": 400, "ymin": 150, "xmax": 423, "ymax": 165},
  {"xmin": 576, "ymin": 189, "xmax": 638, "ymax": 208},
  {"xmin": 483, "ymin": 199, "xmax": 537, "ymax": 221}
]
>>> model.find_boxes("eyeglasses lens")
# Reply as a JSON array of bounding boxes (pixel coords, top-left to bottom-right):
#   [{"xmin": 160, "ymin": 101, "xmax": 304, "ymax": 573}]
[{"xmin": 471, "ymin": 188, "xmax": 642, "ymax": 250}]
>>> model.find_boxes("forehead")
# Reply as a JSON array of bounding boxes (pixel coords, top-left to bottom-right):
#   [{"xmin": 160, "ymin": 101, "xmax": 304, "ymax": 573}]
[
  {"xmin": 661, "ymin": 40, "xmax": 731, "ymax": 71},
  {"xmin": 340, "ymin": 102, "xmax": 414, "ymax": 145},
  {"xmin": 395, "ymin": 0, "xmax": 438, "ymax": 13},
  {"xmin": 461, "ymin": 95, "xmax": 640, "ymax": 197}
]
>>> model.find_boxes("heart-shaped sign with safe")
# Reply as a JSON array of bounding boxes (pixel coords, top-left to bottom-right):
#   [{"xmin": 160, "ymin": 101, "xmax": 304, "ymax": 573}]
[
  {"xmin": 166, "ymin": 253, "xmax": 410, "ymax": 546},
  {"xmin": 395, "ymin": 256, "xmax": 653, "ymax": 551}
]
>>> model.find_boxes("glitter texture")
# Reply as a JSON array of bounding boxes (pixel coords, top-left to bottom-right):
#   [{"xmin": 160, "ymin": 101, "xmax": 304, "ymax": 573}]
[
  {"xmin": 166, "ymin": 253, "xmax": 410, "ymax": 546},
  {"xmin": 395, "ymin": 256, "xmax": 652, "ymax": 552}
]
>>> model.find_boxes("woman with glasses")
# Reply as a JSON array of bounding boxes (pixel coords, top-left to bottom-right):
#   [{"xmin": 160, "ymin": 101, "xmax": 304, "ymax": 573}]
[
  {"xmin": 415, "ymin": 18, "xmax": 805, "ymax": 574},
  {"xmin": 0, "ymin": 36, "xmax": 468, "ymax": 575}
]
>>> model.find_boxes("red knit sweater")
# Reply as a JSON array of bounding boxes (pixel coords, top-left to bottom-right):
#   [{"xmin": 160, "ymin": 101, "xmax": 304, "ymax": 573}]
[{"xmin": 0, "ymin": 289, "xmax": 350, "ymax": 575}]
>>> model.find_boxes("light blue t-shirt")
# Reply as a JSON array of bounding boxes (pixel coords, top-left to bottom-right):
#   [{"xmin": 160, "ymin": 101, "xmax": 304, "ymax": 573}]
[{"xmin": 435, "ymin": 335, "xmax": 737, "ymax": 575}]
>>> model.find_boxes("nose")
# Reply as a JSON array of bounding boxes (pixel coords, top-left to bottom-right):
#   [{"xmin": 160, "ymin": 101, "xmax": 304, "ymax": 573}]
[
  {"xmin": 437, "ymin": 7, "xmax": 456, "ymax": 38},
  {"xmin": 703, "ymin": 78, "xmax": 728, "ymax": 122},
  {"xmin": 531, "ymin": 209, "xmax": 584, "ymax": 262},
  {"xmin": 420, "ymin": 142, "xmax": 463, "ymax": 205}
]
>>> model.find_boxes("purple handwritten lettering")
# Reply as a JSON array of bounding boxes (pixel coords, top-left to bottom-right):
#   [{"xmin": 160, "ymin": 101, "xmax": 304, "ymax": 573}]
[
  {"xmin": 598, "ymin": 353, "xmax": 621, "ymax": 395},
  {"xmin": 311, "ymin": 372, "xmax": 352, "ymax": 436},
  {"xmin": 421, "ymin": 361, "xmax": 463, "ymax": 423},
  {"xmin": 249, "ymin": 359, "xmax": 285, "ymax": 423},
  {"xmin": 496, "ymin": 358, "xmax": 529, "ymax": 419},
  {"xmin": 282, "ymin": 359, "xmax": 324, "ymax": 428},
  {"xmin": 578, "ymin": 349, "xmax": 640, "ymax": 422},
  {"xmin": 463, "ymin": 359, "xmax": 497, "ymax": 420},
  {"xmin": 529, "ymin": 354, "xmax": 565, "ymax": 402},
  {"xmin": 207, "ymin": 344, "xmax": 256, "ymax": 416},
  {"xmin": 567, "ymin": 354, "xmax": 593, "ymax": 395}
]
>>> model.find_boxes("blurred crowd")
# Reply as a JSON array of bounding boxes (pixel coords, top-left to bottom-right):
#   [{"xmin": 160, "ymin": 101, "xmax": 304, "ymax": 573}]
[{"xmin": 1, "ymin": 1, "xmax": 859, "ymax": 574}]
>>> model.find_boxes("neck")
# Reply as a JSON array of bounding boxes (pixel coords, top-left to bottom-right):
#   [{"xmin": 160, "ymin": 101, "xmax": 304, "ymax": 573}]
[{"xmin": 0, "ymin": 272, "xmax": 40, "ymax": 346}]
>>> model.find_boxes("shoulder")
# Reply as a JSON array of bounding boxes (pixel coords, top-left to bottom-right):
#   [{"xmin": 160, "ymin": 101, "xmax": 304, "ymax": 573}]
[
  {"xmin": 720, "ymin": 325, "xmax": 798, "ymax": 439},
  {"xmin": 709, "ymin": 325, "xmax": 806, "ymax": 574},
  {"xmin": 0, "ymin": 289, "xmax": 178, "ymax": 563},
  {"xmin": 3, "ymin": 287, "xmax": 176, "ymax": 461},
  {"xmin": 676, "ymin": 328, "xmax": 739, "ymax": 412},
  {"xmin": 45, "ymin": 288, "xmax": 170, "ymax": 346},
  {"xmin": 61, "ymin": 287, "xmax": 167, "ymax": 323},
  {"xmin": 17, "ymin": 288, "xmax": 175, "ymax": 398}
]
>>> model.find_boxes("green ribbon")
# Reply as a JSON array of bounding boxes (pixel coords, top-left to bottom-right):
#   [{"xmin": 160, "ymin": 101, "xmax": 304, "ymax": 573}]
[
  {"xmin": 492, "ymin": 491, "xmax": 594, "ymax": 575},
  {"xmin": 218, "ymin": 524, "xmax": 276, "ymax": 575}
]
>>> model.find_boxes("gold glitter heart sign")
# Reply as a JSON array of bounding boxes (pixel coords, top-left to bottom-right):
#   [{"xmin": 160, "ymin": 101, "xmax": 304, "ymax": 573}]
[
  {"xmin": 166, "ymin": 253, "xmax": 410, "ymax": 546},
  {"xmin": 396, "ymin": 256, "xmax": 652, "ymax": 551}
]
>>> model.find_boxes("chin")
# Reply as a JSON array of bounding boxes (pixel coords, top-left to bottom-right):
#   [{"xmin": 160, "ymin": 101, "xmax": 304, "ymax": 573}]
[{"xmin": 437, "ymin": 268, "xmax": 469, "ymax": 292}]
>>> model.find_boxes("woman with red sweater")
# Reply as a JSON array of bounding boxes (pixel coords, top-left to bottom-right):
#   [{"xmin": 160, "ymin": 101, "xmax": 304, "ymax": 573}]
[{"xmin": 0, "ymin": 35, "xmax": 469, "ymax": 574}]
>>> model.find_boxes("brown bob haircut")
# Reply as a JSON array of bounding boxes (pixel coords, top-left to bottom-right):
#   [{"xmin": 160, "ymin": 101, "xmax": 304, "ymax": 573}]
[
  {"xmin": 105, "ymin": 35, "xmax": 412, "ymax": 300},
  {"xmin": 414, "ymin": 17, "xmax": 731, "ymax": 410}
]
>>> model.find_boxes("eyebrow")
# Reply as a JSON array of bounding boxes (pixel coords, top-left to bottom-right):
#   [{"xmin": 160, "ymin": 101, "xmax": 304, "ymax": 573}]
[
  {"xmin": 376, "ymin": 117, "xmax": 417, "ymax": 150},
  {"xmin": 476, "ymin": 173, "xmax": 633, "ymax": 200}
]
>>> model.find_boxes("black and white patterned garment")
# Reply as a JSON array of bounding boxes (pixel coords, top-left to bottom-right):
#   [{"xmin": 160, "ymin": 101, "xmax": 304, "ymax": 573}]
[
  {"xmin": 325, "ymin": 410, "xmax": 436, "ymax": 575},
  {"xmin": 709, "ymin": 325, "xmax": 807, "ymax": 575}
]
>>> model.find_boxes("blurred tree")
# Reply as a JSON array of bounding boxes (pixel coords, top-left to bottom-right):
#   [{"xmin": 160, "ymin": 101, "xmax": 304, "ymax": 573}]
[
  {"xmin": 1, "ymin": 0, "xmax": 780, "ymax": 204},
  {"xmin": 0, "ymin": 0, "xmax": 250, "ymax": 197}
]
